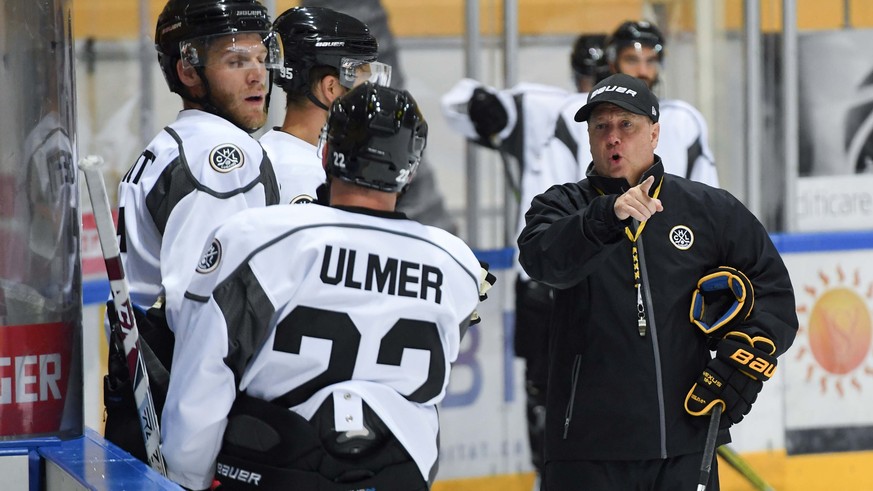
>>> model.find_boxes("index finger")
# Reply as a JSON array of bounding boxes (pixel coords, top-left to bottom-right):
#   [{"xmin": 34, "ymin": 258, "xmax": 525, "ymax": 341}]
[{"xmin": 639, "ymin": 175, "xmax": 655, "ymax": 194}]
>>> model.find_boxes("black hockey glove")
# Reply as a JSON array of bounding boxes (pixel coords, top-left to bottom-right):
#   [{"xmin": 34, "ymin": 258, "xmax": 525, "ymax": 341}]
[
  {"xmin": 685, "ymin": 331, "xmax": 777, "ymax": 428},
  {"xmin": 470, "ymin": 261, "xmax": 497, "ymax": 325},
  {"xmin": 468, "ymin": 87, "xmax": 508, "ymax": 144},
  {"xmin": 690, "ymin": 266, "xmax": 754, "ymax": 339},
  {"xmin": 478, "ymin": 260, "xmax": 497, "ymax": 301}
]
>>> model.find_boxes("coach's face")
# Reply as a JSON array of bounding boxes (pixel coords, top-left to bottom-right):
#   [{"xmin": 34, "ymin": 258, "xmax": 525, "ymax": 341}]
[{"xmin": 588, "ymin": 103, "xmax": 659, "ymax": 186}]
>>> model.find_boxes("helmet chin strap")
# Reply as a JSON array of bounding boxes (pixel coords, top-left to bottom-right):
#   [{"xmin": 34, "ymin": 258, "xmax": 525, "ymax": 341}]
[{"xmin": 306, "ymin": 90, "xmax": 331, "ymax": 112}]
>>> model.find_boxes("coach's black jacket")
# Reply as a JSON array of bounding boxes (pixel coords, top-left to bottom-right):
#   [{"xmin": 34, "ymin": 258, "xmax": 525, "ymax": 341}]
[{"xmin": 517, "ymin": 158, "xmax": 797, "ymax": 462}]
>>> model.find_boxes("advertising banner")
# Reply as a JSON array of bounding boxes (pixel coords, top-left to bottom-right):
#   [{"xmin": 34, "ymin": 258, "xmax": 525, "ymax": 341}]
[
  {"xmin": 797, "ymin": 29, "xmax": 873, "ymax": 232},
  {"xmin": 782, "ymin": 249, "xmax": 873, "ymax": 453},
  {"xmin": 0, "ymin": 322, "xmax": 74, "ymax": 436}
]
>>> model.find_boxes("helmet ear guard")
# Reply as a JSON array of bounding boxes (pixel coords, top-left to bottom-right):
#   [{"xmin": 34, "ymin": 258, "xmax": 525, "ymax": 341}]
[{"xmin": 690, "ymin": 266, "xmax": 754, "ymax": 336}]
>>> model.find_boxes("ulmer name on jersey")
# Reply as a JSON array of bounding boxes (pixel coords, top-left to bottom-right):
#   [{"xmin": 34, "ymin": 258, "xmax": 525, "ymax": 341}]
[{"xmin": 320, "ymin": 245, "xmax": 443, "ymax": 304}]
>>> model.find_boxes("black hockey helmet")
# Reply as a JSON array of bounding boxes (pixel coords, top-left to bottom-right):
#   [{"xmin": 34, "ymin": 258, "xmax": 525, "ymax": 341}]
[
  {"xmin": 155, "ymin": 0, "xmax": 281, "ymax": 96},
  {"xmin": 605, "ymin": 20, "xmax": 665, "ymax": 64},
  {"xmin": 571, "ymin": 34, "xmax": 608, "ymax": 78},
  {"xmin": 273, "ymin": 7, "xmax": 388, "ymax": 93},
  {"xmin": 322, "ymin": 83, "xmax": 427, "ymax": 193}
]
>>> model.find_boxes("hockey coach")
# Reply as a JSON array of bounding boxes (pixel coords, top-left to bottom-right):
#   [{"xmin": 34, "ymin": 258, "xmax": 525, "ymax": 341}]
[{"xmin": 517, "ymin": 73, "xmax": 798, "ymax": 490}]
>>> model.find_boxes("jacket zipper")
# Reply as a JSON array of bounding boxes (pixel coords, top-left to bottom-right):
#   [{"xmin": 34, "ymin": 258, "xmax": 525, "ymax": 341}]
[
  {"xmin": 637, "ymin": 238, "xmax": 668, "ymax": 458},
  {"xmin": 563, "ymin": 354, "xmax": 582, "ymax": 439}
]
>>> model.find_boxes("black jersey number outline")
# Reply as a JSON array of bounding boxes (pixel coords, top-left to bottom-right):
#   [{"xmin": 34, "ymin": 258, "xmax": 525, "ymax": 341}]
[
  {"xmin": 117, "ymin": 150, "xmax": 157, "ymax": 252},
  {"xmin": 272, "ymin": 306, "xmax": 446, "ymax": 407}
]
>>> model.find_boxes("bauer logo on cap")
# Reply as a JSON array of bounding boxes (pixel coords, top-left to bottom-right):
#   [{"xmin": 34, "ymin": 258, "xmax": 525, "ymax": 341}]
[{"xmin": 574, "ymin": 73, "xmax": 659, "ymax": 123}]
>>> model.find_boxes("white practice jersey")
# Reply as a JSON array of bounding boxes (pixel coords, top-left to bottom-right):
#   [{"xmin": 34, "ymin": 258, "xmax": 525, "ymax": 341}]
[
  {"xmin": 442, "ymin": 79, "xmax": 574, "ymax": 281},
  {"xmin": 441, "ymin": 78, "xmax": 571, "ymax": 180},
  {"xmin": 117, "ymin": 109, "xmax": 279, "ymax": 320},
  {"xmin": 656, "ymin": 99, "xmax": 719, "ymax": 187},
  {"xmin": 259, "ymin": 128, "xmax": 325, "ymax": 204},
  {"xmin": 162, "ymin": 204, "xmax": 483, "ymax": 490}
]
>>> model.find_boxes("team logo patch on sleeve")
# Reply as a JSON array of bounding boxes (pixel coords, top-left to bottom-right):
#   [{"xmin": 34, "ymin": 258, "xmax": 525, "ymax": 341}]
[
  {"xmin": 209, "ymin": 143, "xmax": 244, "ymax": 172},
  {"xmin": 669, "ymin": 225, "xmax": 694, "ymax": 250},
  {"xmin": 197, "ymin": 239, "xmax": 222, "ymax": 273}
]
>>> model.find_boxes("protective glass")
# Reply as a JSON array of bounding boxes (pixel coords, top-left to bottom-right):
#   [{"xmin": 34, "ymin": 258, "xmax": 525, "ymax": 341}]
[
  {"xmin": 180, "ymin": 30, "xmax": 283, "ymax": 70},
  {"xmin": 338, "ymin": 58, "xmax": 392, "ymax": 89}
]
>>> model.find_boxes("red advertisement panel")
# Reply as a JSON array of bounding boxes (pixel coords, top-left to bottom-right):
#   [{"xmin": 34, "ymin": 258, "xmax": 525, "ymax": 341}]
[{"xmin": 0, "ymin": 321, "xmax": 73, "ymax": 436}]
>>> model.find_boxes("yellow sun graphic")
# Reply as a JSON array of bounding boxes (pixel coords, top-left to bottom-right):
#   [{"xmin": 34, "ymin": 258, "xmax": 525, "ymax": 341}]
[{"xmin": 795, "ymin": 265, "xmax": 873, "ymax": 397}]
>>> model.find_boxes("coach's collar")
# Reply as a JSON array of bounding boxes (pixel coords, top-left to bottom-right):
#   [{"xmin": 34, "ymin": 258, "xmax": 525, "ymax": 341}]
[{"xmin": 586, "ymin": 156, "xmax": 665, "ymax": 195}]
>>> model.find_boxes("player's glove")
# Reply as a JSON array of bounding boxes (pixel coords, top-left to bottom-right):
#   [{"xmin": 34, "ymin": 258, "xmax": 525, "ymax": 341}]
[
  {"xmin": 468, "ymin": 87, "xmax": 508, "ymax": 144},
  {"xmin": 470, "ymin": 261, "xmax": 497, "ymax": 325},
  {"xmin": 685, "ymin": 331, "xmax": 777, "ymax": 428},
  {"xmin": 478, "ymin": 260, "xmax": 497, "ymax": 301},
  {"xmin": 690, "ymin": 266, "xmax": 754, "ymax": 338}
]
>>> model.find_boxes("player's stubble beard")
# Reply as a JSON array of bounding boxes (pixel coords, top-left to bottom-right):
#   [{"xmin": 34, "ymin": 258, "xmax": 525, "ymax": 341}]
[{"xmin": 210, "ymin": 79, "xmax": 269, "ymax": 134}]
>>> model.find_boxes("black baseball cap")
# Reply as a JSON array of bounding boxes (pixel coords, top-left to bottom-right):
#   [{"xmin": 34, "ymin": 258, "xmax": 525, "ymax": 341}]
[{"xmin": 574, "ymin": 73, "xmax": 659, "ymax": 123}]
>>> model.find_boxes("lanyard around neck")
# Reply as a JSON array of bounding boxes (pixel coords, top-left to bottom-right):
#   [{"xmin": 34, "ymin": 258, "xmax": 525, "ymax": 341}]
[{"xmin": 622, "ymin": 177, "xmax": 663, "ymax": 243}]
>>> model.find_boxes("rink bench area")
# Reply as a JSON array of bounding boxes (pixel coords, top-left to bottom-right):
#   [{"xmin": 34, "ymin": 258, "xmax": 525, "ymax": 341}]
[{"xmin": 0, "ymin": 428, "xmax": 180, "ymax": 490}]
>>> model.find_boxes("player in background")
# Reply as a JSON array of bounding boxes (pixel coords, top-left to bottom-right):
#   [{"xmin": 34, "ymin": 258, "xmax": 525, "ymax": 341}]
[
  {"xmin": 260, "ymin": 6, "xmax": 391, "ymax": 205},
  {"xmin": 161, "ymin": 82, "xmax": 495, "ymax": 490},
  {"xmin": 605, "ymin": 20, "xmax": 719, "ymax": 186},
  {"xmin": 301, "ymin": 0, "xmax": 458, "ymax": 233},
  {"xmin": 441, "ymin": 34, "xmax": 607, "ymax": 487},
  {"xmin": 105, "ymin": 0, "xmax": 281, "ymax": 463}
]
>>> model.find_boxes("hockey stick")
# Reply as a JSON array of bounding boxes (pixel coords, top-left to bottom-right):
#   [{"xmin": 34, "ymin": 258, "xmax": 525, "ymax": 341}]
[
  {"xmin": 697, "ymin": 404, "xmax": 722, "ymax": 491},
  {"xmin": 79, "ymin": 155, "xmax": 168, "ymax": 476},
  {"xmin": 717, "ymin": 445, "xmax": 775, "ymax": 491}
]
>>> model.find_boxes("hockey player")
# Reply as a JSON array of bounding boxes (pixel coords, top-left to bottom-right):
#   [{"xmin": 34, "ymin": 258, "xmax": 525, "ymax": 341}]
[
  {"xmin": 105, "ymin": 0, "xmax": 281, "ymax": 463},
  {"xmin": 517, "ymin": 73, "xmax": 797, "ymax": 490},
  {"xmin": 162, "ymin": 83, "xmax": 495, "ymax": 490},
  {"xmin": 440, "ymin": 34, "xmax": 608, "ymax": 485},
  {"xmin": 605, "ymin": 20, "xmax": 719, "ymax": 186},
  {"xmin": 441, "ymin": 34, "xmax": 608, "ymax": 193},
  {"xmin": 260, "ymin": 6, "xmax": 391, "ymax": 205},
  {"xmin": 300, "ymin": 0, "xmax": 458, "ymax": 233}
]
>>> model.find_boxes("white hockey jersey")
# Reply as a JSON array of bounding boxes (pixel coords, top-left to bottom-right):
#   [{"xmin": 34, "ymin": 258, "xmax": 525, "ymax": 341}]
[
  {"xmin": 442, "ymin": 79, "xmax": 575, "ymax": 280},
  {"xmin": 441, "ymin": 78, "xmax": 571, "ymax": 187},
  {"xmin": 116, "ymin": 110, "xmax": 279, "ymax": 320},
  {"xmin": 161, "ymin": 204, "xmax": 483, "ymax": 490},
  {"xmin": 514, "ymin": 93, "xmax": 590, "ymax": 279},
  {"xmin": 657, "ymin": 98, "xmax": 719, "ymax": 187},
  {"xmin": 259, "ymin": 128, "xmax": 325, "ymax": 204}
]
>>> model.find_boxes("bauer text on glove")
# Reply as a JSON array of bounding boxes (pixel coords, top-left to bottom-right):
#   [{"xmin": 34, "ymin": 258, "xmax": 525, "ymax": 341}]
[{"xmin": 684, "ymin": 331, "xmax": 777, "ymax": 428}]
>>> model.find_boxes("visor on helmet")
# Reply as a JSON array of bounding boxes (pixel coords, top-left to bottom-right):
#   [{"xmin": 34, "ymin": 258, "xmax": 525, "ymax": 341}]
[
  {"xmin": 180, "ymin": 30, "xmax": 283, "ymax": 70},
  {"xmin": 338, "ymin": 58, "xmax": 392, "ymax": 89}
]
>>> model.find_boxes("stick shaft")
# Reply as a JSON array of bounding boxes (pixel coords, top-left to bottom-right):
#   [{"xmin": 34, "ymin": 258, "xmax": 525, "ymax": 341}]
[
  {"xmin": 697, "ymin": 404, "xmax": 722, "ymax": 491},
  {"xmin": 79, "ymin": 155, "xmax": 168, "ymax": 476}
]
